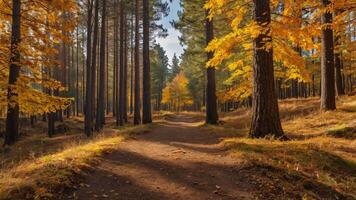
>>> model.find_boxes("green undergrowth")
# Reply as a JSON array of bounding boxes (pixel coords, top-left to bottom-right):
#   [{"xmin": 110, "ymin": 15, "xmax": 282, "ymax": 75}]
[{"xmin": 0, "ymin": 124, "xmax": 151, "ymax": 200}]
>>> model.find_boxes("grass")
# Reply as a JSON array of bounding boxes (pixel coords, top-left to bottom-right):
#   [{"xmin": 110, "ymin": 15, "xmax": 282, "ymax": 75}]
[
  {"xmin": 0, "ymin": 122, "xmax": 151, "ymax": 200},
  {"xmin": 215, "ymin": 95, "xmax": 356, "ymax": 199}
]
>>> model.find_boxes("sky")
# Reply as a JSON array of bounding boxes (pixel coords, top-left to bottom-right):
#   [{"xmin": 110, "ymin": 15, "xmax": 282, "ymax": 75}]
[{"xmin": 155, "ymin": 0, "xmax": 184, "ymax": 65}]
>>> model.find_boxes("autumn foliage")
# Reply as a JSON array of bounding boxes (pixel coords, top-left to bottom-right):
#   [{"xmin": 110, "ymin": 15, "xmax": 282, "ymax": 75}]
[{"xmin": 0, "ymin": 0, "xmax": 77, "ymax": 115}]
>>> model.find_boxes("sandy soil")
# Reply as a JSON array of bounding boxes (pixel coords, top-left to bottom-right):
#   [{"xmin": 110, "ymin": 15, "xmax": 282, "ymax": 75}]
[{"xmin": 68, "ymin": 115, "xmax": 255, "ymax": 200}]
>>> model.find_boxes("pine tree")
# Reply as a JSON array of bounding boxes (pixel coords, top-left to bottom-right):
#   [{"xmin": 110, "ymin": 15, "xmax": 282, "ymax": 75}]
[
  {"xmin": 205, "ymin": 8, "xmax": 218, "ymax": 125},
  {"xmin": 85, "ymin": 0, "xmax": 95, "ymax": 137},
  {"xmin": 134, "ymin": 0, "xmax": 141, "ymax": 125},
  {"xmin": 169, "ymin": 53, "xmax": 180, "ymax": 80},
  {"xmin": 96, "ymin": 0, "xmax": 107, "ymax": 130},
  {"xmin": 5, "ymin": 0, "xmax": 21, "ymax": 145},
  {"xmin": 320, "ymin": 0, "xmax": 336, "ymax": 110},
  {"xmin": 142, "ymin": 0, "xmax": 152, "ymax": 124},
  {"xmin": 249, "ymin": 0, "xmax": 284, "ymax": 138}
]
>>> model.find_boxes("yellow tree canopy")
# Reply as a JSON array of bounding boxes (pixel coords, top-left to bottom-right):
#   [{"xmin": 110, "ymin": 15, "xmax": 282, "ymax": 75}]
[
  {"xmin": 162, "ymin": 72, "xmax": 193, "ymax": 109},
  {"xmin": 0, "ymin": 0, "xmax": 78, "ymax": 115},
  {"xmin": 204, "ymin": 0, "xmax": 356, "ymax": 102}
]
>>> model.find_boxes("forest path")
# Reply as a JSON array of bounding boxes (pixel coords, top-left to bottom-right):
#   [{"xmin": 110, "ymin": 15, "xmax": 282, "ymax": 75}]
[{"xmin": 70, "ymin": 115, "xmax": 253, "ymax": 200}]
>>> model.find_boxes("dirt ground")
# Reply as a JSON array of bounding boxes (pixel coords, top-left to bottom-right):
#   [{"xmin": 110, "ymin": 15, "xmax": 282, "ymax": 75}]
[{"xmin": 67, "ymin": 115, "xmax": 257, "ymax": 200}]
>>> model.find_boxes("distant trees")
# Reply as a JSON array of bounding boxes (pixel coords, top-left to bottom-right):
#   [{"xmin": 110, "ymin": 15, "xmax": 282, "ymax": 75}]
[
  {"xmin": 169, "ymin": 54, "xmax": 180, "ymax": 81},
  {"xmin": 151, "ymin": 44, "xmax": 169, "ymax": 111},
  {"xmin": 162, "ymin": 72, "xmax": 193, "ymax": 112}
]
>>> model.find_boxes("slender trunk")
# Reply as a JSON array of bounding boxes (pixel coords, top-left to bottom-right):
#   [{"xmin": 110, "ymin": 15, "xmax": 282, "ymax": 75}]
[
  {"xmin": 5, "ymin": 0, "xmax": 21, "ymax": 145},
  {"xmin": 82, "ymin": 31, "xmax": 86, "ymax": 115},
  {"xmin": 130, "ymin": 4, "xmax": 134, "ymax": 115},
  {"xmin": 84, "ymin": 0, "xmax": 94, "ymax": 137},
  {"xmin": 123, "ymin": 10, "xmax": 128, "ymax": 123},
  {"xmin": 320, "ymin": 0, "xmax": 336, "ymax": 110},
  {"xmin": 249, "ymin": 0, "xmax": 284, "ymax": 138},
  {"xmin": 113, "ymin": 0, "xmax": 118, "ymax": 117},
  {"xmin": 91, "ymin": 0, "xmax": 100, "ymax": 120},
  {"xmin": 76, "ymin": 27, "xmax": 80, "ymax": 116},
  {"xmin": 334, "ymin": 33, "xmax": 344, "ymax": 96},
  {"xmin": 117, "ymin": 0, "xmax": 125, "ymax": 126},
  {"xmin": 96, "ymin": 0, "xmax": 107, "ymax": 131},
  {"xmin": 205, "ymin": 10, "xmax": 219, "ymax": 125},
  {"xmin": 142, "ymin": 0, "xmax": 152, "ymax": 123},
  {"xmin": 134, "ymin": 0, "xmax": 141, "ymax": 125},
  {"xmin": 106, "ymin": 16, "xmax": 110, "ymax": 115}
]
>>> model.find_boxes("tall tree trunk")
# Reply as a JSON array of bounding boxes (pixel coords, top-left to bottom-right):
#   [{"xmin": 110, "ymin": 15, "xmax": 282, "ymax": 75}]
[
  {"xmin": 249, "ymin": 0, "xmax": 284, "ymax": 138},
  {"xmin": 142, "ymin": 0, "xmax": 152, "ymax": 124},
  {"xmin": 134, "ymin": 0, "xmax": 141, "ymax": 125},
  {"xmin": 84, "ymin": 0, "xmax": 94, "ymax": 137},
  {"xmin": 123, "ymin": 9, "xmax": 128, "ymax": 123},
  {"xmin": 91, "ymin": 0, "xmax": 100, "ymax": 120},
  {"xmin": 320, "ymin": 0, "xmax": 336, "ymax": 110},
  {"xmin": 5, "ymin": 0, "xmax": 21, "ymax": 145},
  {"xmin": 75, "ymin": 27, "xmax": 79, "ymax": 116},
  {"xmin": 113, "ymin": 0, "xmax": 118, "ymax": 117},
  {"xmin": 96, "ymin": 0, "xmax": 107, "ymax": 131},
  {"xmin": 76, "ymin": 27, "xmax": 80, "ymax": 116},
  {"xmin": 130, "ymin": 4, "xmax": 134, "ymax": 115},
  {"xmin": 117, "ymin": 0, "xmax": 125, "ymax": 126},
  {"xmin": 334, "ymin": 34, "xmax": 345, "ymax": 96},
  {"xmin": 106, "ymin": 16, "xmax": 110, "ymax": 115},
  {"xmin": 205, "ymin": 9, "xmax": 219, "ymax": 125},
  {"xmin": 82, "ymin": 31, "xmax": 86, "ymax": 115}
]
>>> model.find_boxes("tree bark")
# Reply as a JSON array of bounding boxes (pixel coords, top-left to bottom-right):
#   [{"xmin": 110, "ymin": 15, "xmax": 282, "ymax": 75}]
[
  {"xmin": 142, "ymin": 0, "xmax": 152, "ymax": 124},
  {"xmin": 113, "ymin": 0, "xmax": 118, "ymax": 117},
  {"xmin": 320, "ymin": 0, "xmax": 336, "ymax": 110},
  {"xmin": 205, "ymin": 10, "xmax": 218, "ymax": 125},
  {"xmin": 130, "ymin": 3, "xmax": 134, "ymax": 115},
  {"xmin": 334, "ymin": 37, "xmax": 345, "ymax": 96},
  {"xmin": 96, "ymin": 0, "xmax": 107, "ymax": 131},
  {"xmin": 249, "ymin": 0, "xmax": 284, "ymax": 138},
  {"xmin": 91, "ymin": 0, "xmax": 99, "ymax": 118},
  {"xmin": 5, "ymin": 0, "xmax": 21, "ymax": 145},
  {"xmin": 76, "ymin": 27, "xmax": 80, "ymax": 116},
  {"xmin": 117, "ymin": 0, "xmax": 125, "ymax": 126},
  {"xmin": 123, "ymin": 9, "xmax": 128, "ymax": 123},
  {"xmin": 134, "ymin": 0, "xmax": 141, "ymax": 125},
  {"xmin": 84, "ymin": 0, "xmax": 94, "ymax": 137}
]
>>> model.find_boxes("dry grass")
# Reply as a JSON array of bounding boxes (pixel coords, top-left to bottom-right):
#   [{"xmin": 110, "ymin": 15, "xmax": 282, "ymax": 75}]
[
  {"xmin": 216, "ymin": 95, "xmax": 356, "ymax": 199},
  {"xmin": 0, "ymin": 121, "xmax": 151, "ymax": 199}
]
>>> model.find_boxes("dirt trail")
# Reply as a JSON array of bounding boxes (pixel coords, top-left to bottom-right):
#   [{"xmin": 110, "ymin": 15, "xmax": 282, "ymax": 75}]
[{"xmin": 69, "ymin": 115, "xmax": 254, "ymax": 200}]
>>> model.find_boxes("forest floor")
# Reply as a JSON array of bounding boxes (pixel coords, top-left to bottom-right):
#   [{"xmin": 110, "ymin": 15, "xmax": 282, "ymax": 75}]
[{"xmin": 0, "ymin": 96, "xmax": 355, "ymax": 199}]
